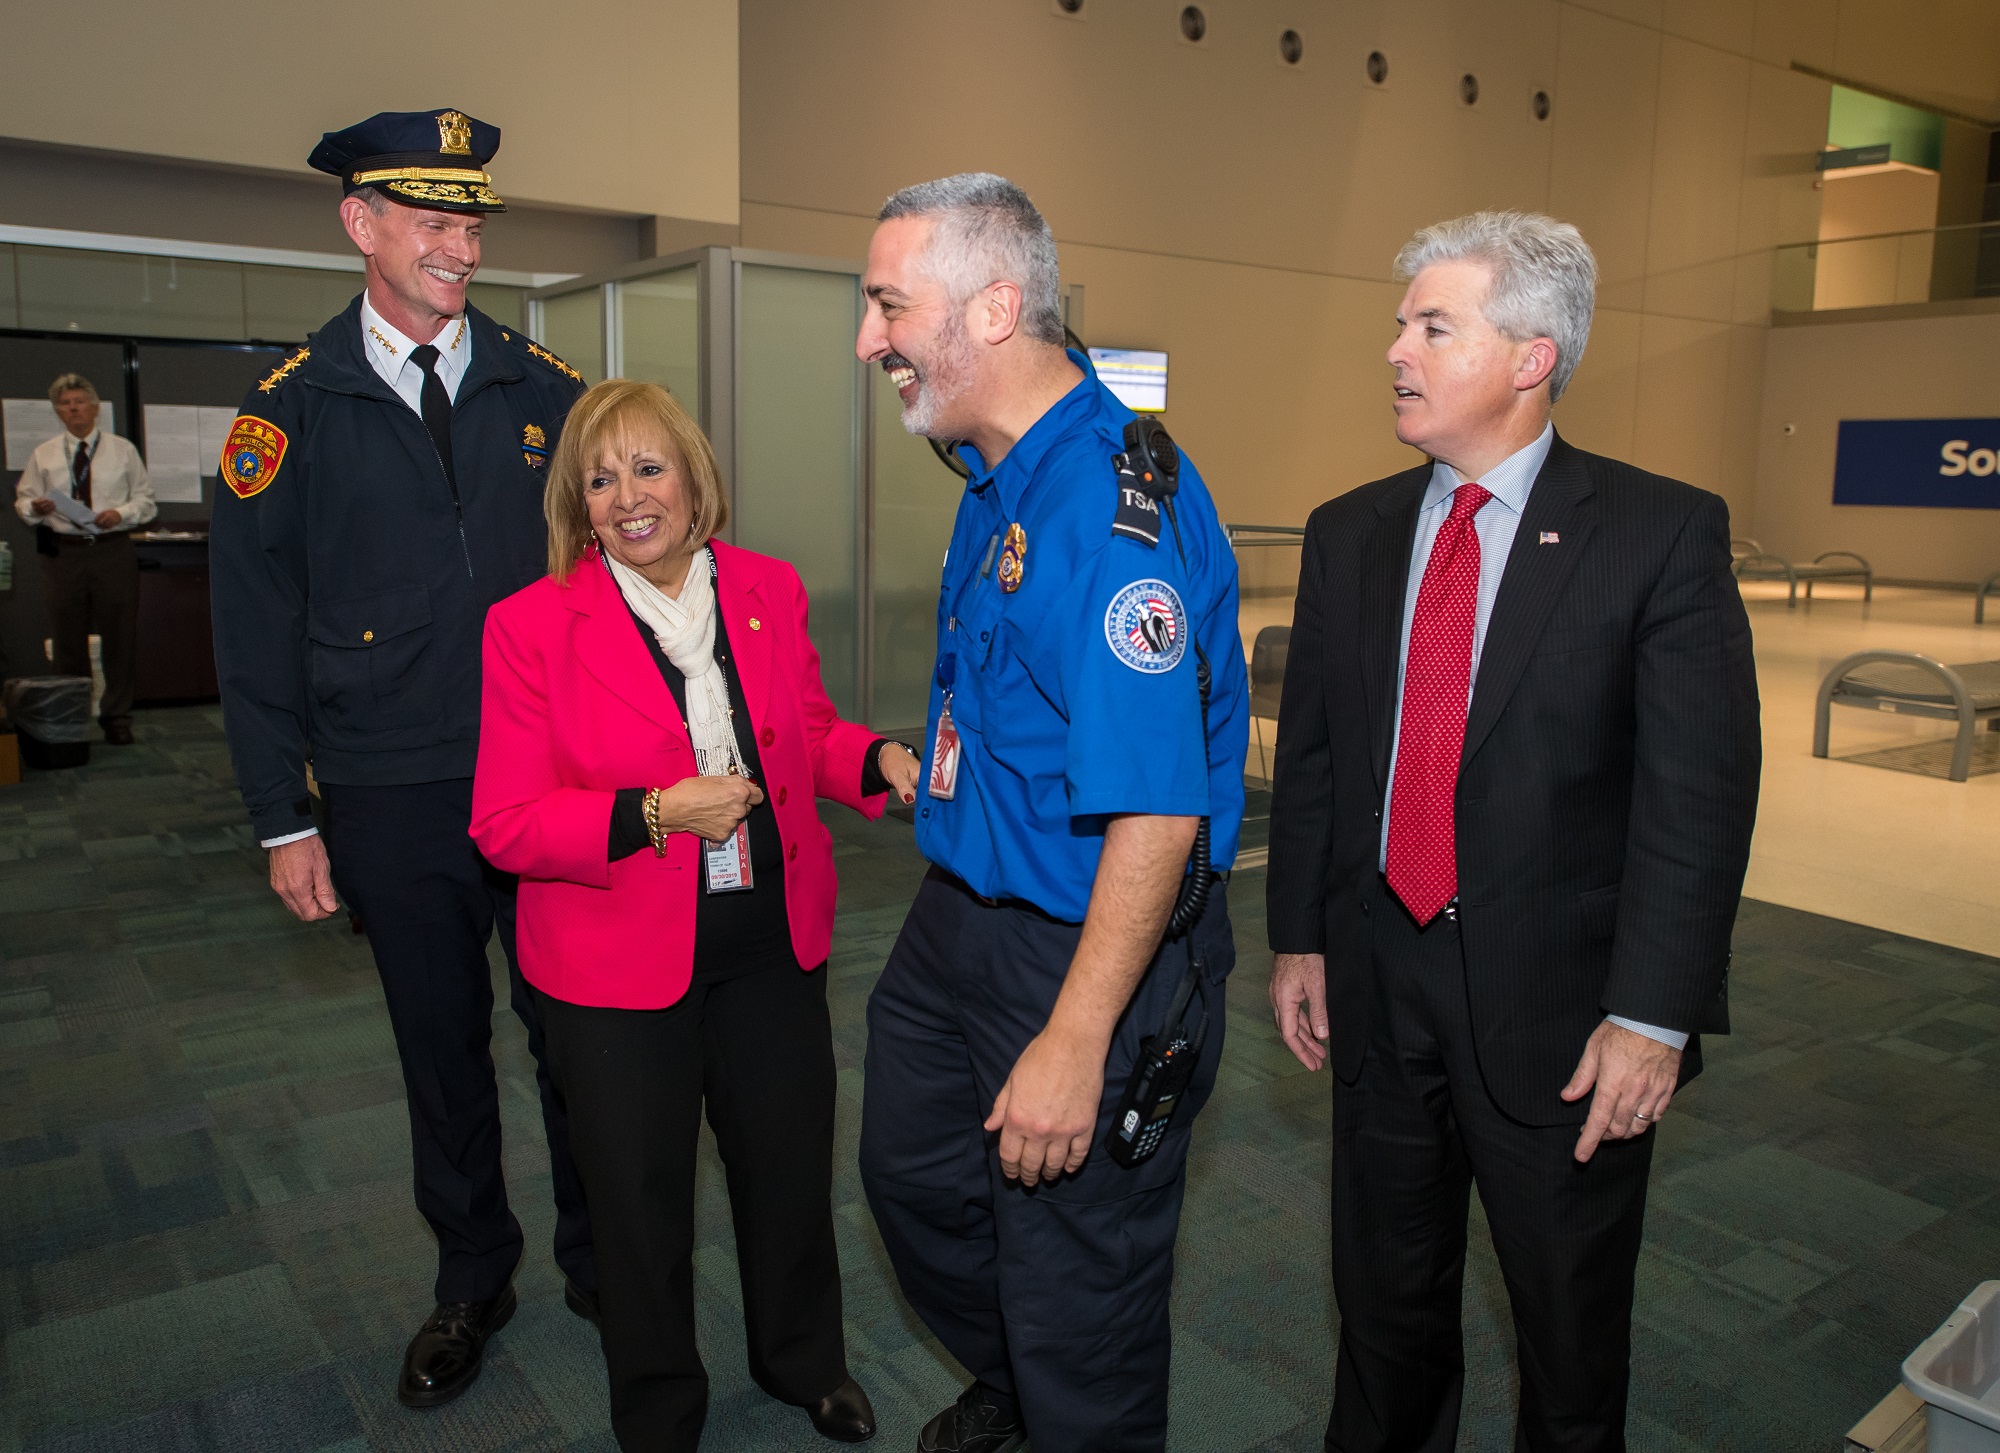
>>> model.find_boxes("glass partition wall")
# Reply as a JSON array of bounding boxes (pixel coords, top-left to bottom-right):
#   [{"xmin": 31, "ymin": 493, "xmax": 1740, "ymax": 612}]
[
  {"xmin": 529, "ymin": 248, "xmax": 958, "ymax": 731},
  {"xmin": 0, "ymin": 240, "xmax": 527, "ymax": 339}
]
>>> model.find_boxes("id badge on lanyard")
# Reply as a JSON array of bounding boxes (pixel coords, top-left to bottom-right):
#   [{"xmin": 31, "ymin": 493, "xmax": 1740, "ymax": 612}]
[
  {"xmin": 702, "ymin": 819, "xmax": 753, "ymax": 894},
  {"xmin": 928, "ymin": 653, "xmax": 961, "ymax": 801}
]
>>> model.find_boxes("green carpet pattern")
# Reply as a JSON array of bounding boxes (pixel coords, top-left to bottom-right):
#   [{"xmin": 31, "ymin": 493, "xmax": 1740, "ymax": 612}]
[{"xmin": 1, "ymin": 707, "xmax": 1993, "ymax": 1450}]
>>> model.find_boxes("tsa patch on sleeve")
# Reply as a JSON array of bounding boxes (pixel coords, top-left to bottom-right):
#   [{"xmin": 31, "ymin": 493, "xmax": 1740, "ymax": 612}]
[
  {"xmin": 1104, "ymin": 579, "xmax": 1187, "ymax": 673},
  {"xmin": 221, "ymin": 416, "xmax": 287, "ymax": 499}
]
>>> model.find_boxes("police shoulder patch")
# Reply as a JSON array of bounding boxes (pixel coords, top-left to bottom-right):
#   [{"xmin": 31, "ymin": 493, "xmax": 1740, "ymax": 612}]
[
  {"xmin": 221, "ymin": 415, "xmax": 288, "ymax": 499},
  {"xmin": 1104, "ymin": 579, "xmax": 1186, "ymax": 673},
  {"xmin": 256, "ymin": 347, "xmax": 309, "ymax": 394}
]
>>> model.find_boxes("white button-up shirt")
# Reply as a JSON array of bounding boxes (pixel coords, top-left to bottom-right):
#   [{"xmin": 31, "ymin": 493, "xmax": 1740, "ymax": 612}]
[
  {"xmin": 13, "ymin": 426, "xmax": 157, "ymax": 535},
  {"xmin": 360, "ymin": 292, "xmax": 472, "ymax": 414}
]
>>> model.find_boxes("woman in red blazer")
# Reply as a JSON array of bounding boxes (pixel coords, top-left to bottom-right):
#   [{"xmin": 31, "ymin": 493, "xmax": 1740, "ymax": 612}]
[{"xmin": 472, "ymin": 380, "xmax": 919, "ymax": 1451}]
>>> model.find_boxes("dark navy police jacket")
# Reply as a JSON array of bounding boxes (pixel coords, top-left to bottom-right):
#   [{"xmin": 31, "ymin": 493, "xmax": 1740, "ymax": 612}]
[{"xmin": 211, "ymin": 295, "xmax": 585, "ymax": 842}]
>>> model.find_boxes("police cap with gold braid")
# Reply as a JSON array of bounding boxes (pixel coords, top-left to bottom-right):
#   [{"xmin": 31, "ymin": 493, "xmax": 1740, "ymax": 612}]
[{"xmin": 307, "ymin": 108, "xmax": 507, "ymax": 214}]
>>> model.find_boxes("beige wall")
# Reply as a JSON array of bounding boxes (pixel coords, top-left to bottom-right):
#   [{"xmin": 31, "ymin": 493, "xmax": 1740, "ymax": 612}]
[
  {"xmin": 1756, "ymin": 308, "xmax": 2000, "ymax": 583},
  {"xmin": 739, "ymin": 0, "xmax": 1850, "ymax": 536},
  {"xmin": 0, "ymin": 0, "xmax": 740, "ymax": 227}
]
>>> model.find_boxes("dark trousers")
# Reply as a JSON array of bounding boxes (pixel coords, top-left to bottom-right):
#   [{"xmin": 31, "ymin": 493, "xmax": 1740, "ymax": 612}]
[
  {"xmin": 1325, "ymin": 883, "xmax": 1655, "ymax": 1453},
  {"xmin": 860, "ymin": 869, "xmax": 1234, "ymax": 1453},
  {"xmin": 319, "ymin": 777, "xmax": 593, "ymax": 1304},
  {"xmin": 43, "ymin": 533, "xmax": 138, "ymax": 727},
  {"xmin": 534, "ymin": 959, "xmax": 849, "ymax": 1451}
]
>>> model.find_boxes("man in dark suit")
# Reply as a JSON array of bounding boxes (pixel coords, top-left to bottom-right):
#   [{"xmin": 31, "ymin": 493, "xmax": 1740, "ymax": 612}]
[{"xmin": 1266, "ymin": 211, "xmax": 1760, "ymax": 1452}]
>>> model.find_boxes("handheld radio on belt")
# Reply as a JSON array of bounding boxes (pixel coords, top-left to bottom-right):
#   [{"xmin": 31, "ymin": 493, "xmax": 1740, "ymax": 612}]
[{"xmin": 1105, "ymin": 417, "xmax": 1217, "ymax": 1170}]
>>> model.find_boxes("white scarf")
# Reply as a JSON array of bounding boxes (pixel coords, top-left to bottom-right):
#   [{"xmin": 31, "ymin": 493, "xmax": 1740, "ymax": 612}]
[{"xmin": 602, "ymin": 546, "xmax": 745, "ymax": 778}]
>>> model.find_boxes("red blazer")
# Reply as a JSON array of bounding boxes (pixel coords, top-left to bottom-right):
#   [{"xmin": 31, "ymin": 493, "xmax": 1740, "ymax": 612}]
[{"xmin": 471, "ymin": 540, "xmax": 886, "ymax": 1009}]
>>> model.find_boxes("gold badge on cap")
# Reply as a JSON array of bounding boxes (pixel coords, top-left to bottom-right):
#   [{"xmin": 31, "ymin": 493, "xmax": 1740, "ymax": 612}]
[
  {"xmin": 437, "ymin": 110, "xmax": 473, "ymax": 156},
  {"xmin": 997, "ymin": 523, "xmax": 1027, "ymax": 593}
]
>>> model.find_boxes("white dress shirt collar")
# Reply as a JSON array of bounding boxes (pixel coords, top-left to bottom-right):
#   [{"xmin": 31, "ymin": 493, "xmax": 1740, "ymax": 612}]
[
  {"xmin": 360, "ymin": 291, "xmax": 472, "ymax": 411},
  {"xmin": 1420, "ymin": 422, "xmax": 1555, "ymax": 520},
  {"xmin": 65, "ymin": 427, "xmax": 102, "ymax": 458}
]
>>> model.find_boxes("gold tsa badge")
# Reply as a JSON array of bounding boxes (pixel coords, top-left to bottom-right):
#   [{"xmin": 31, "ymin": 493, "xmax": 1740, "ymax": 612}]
[
  {"xmin": 521, "ymin": 423, "xmax": 548, "ymax": 469},
  {"xmin": 436, "ymin": 110, "xmax": 473, "ymax": 156},
  {"xmin": 997, "ymin": 523, "xmax": 1027, "ymax": 593}
]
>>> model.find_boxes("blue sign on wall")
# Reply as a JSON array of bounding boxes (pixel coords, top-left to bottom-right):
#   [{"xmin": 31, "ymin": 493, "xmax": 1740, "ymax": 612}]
[{"xmin": 1833, "ymin": 418, "xmax": 2000, "ymax": 509}]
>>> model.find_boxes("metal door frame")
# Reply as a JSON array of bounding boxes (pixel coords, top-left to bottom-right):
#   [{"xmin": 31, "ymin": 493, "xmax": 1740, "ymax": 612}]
[{"xmin": 529, "ymin": 248, "xmax": 877, "ymax": 719}]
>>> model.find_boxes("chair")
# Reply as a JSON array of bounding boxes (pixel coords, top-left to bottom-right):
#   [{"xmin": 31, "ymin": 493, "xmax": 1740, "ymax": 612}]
[
  {"xmin": 1248, "ymin": 625, "xmax": 1289, "ymax": 787},
  {"xmin": 1731, "ymin": 540, "xmax": 1873, "ymax": 608},
  {"xmin": 1813, "ymin": 650, "xmax": 2000, "ymax": 781}
]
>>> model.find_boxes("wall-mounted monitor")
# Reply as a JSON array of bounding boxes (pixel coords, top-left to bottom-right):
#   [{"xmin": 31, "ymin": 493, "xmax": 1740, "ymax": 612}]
[{"xmin": 1088, "ymin": 348, "xmax": 1168, "ymax": 413}]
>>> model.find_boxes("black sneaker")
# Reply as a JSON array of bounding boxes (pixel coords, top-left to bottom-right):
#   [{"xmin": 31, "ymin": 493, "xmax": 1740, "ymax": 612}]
[{"xmin": 917, "ymin": 1382, "xmax": 1026, "ymax": 1452}]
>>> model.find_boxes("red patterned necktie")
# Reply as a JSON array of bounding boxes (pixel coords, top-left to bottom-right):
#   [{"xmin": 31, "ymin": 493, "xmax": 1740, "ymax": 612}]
[{"xmin": 1386, "ymin": 482, "xmax": 1492, "ymax": 924}]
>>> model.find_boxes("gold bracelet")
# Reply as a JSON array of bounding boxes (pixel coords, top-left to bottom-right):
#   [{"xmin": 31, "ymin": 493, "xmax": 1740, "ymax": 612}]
[{"xmin": 642, "ymin": 787, "xmax": 666, "ymax": 857}]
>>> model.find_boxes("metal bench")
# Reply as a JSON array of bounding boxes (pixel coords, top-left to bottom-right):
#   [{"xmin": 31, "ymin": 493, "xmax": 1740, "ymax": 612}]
[
  {"xmin": 1732, "ymin": 539, "xmax": 1873, "ymax": 608},
  {"xmin": 1813, "ymin": 650, "xmax": 2000, "ymax": 781},
  {"xmin": 1976, "ymin": 568, "xmax": 2000, "ymax": 624}
]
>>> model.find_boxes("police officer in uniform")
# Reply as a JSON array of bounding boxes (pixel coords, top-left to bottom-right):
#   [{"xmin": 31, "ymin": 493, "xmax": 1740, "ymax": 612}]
[
  {"xmin": 211, "ymin": 109, "xmax": 593, "ymax": 1409},
  {"xmin": 854, "ymin": 174, "xmax": 1249, "ymax": 1453}
]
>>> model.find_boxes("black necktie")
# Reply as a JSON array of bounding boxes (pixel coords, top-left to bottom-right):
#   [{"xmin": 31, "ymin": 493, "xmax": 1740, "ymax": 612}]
[
  {"xmin": 71, "ymin": 440, "xmax": 93, "ymax": 508},
  {"xmin": 410, "ymin": 344, "xmax": 456, "ymax": 493}
]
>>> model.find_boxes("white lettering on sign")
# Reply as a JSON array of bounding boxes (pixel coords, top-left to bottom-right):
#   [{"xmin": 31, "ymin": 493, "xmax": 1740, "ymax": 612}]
[{"xmin": 1941, "ymin": 440, "xmax": 1999, "ymax": 477}]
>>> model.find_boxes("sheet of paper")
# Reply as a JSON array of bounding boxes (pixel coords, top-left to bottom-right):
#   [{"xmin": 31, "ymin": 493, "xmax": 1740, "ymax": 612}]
[
  {"xmin": 143, "ymin": 404, "xmax": 204, "ymax": 502},
  {"xmin": 4, "ymin": 399, "xmax": 117, "ymax": 471},
  {"xmin": 197, "ymin": 407, "xmax": 238, "ymax": 478},
  {"xmin": 46, "ymin": 490, "xmax": 100, "ymax": 532}
]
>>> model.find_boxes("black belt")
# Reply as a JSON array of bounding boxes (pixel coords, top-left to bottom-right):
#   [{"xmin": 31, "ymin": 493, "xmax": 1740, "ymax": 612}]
[{"xmin": 52, "ymin": 530, "xmax": 130, "ymax": 546}]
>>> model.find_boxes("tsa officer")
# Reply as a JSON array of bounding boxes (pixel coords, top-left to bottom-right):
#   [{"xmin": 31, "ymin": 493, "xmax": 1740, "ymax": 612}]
[
  {"xmin": 854, "ymin": 174, "xmax": 1249, "ymax": 1453},
  {"xmin": 209, "ymin": 109, "xmax": 594, "ymax": 1409}
]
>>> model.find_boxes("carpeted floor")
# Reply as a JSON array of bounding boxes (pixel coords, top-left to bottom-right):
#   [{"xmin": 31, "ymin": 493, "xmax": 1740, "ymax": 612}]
[{"xmin": 2, "ymin": 706, "xmax": 1994, "ymax": 1451}]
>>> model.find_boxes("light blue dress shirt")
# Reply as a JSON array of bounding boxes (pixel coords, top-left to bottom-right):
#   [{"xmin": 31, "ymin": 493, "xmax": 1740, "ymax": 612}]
[{"xmin": 1380, "ymin": 424, "xmax": 1686, "ymax": 1051}]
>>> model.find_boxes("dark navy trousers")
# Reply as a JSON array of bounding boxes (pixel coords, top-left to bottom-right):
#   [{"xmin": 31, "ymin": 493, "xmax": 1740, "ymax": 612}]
[
  {"xmin": 860, "ymin": 867, "xmax": 1233, "ymax": 1453},
  {"xmin": 321, "ymin": 777, "xmax": 593, "ymax": 1304}
]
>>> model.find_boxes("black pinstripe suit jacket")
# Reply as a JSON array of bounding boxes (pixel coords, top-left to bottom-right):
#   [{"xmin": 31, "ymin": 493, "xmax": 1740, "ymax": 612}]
[{"xmin": 1266, "ymin": 433, "xmax": 1761, "ymax": 1125}]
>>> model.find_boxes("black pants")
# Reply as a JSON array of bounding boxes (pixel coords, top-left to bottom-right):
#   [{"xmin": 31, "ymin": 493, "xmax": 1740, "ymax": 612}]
[
  {"xmin": 43, "ymin": 533, "xmax": 138, "ymax": 727},
  {"xmin": 319, "ymin": 778, "xmax": 593, "ymax": 1304},
  {"xmin": 860, "ymin": 868, "xmax": 1234, "ymax": 1453},
  {"xmin": 535, "ymin": 957, "xmax": 849, "ymax": 1451},
  {"xmin": 1325, "ymin": 883, "xmax": 1655, "ymax": 1453}
]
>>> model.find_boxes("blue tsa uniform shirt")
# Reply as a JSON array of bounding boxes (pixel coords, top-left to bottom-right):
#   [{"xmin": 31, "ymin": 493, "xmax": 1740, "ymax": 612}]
[{"xmin": 915, "ymin": 353, "xmax": 1248, "ymax": 922}]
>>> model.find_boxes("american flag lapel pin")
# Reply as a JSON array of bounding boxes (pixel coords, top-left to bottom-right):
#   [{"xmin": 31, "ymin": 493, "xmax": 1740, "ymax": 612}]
[{"xmin": 1539, "ymin": 531, "xmax": 1560, "ymax": 544}]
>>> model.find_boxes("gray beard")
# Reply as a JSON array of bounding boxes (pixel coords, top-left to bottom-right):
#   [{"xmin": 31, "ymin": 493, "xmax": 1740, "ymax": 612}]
[{"xmin": 899, "ymin": 317, "xmax": 978, "ymax": 438}]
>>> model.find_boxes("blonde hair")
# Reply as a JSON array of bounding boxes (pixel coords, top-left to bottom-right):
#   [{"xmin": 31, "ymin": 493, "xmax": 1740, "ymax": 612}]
[{"xmin": 546, "ymin": 379, "xmax": 727, "ymax": 583}]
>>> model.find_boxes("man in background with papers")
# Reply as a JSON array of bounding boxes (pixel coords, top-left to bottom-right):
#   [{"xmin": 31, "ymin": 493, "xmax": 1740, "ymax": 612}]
[{"xmin": 12, "ymin": 372, "xmax": 155, "ymax": 745}]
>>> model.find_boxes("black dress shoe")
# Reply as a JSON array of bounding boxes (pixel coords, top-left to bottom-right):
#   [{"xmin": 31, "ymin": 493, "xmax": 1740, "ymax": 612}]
[
  {"xmin": 917, "ymin": 1382, "xmax": 1024, "ymax": 1453},
  {"xmin": 103, "ymin": 720, "xmax": 134, "ymax": 745},
  {"xmin": 396, "ymin": 1286, "xmax": 516, "ymax": 1408},
  {"xmin": 563, "ymin": 1276, "xmax": 600, "ymax": 1324},
  {"xmin": 807, "ymin": 1376, "xmax": 876, "ymax": 1442}
]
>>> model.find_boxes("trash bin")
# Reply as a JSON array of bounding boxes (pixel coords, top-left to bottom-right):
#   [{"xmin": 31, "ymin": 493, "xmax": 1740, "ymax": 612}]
[
  {"xmin": 1905, "ymin": 1280, "xmax": 2000, "ymax": 1451},
  {"xmin": 3, "ymin": 676, "xmax": 93, "ymax": 770}
]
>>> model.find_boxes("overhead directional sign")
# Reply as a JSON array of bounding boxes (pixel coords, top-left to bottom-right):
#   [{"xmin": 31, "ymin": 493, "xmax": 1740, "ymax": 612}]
[
  {"xmin": 1816, "ymin": 143, "xmax": 1893, "ymax": 171},
  {"xmin": 1833, "ymin": 417, "xmax": 2000, "ymax": 509}
]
